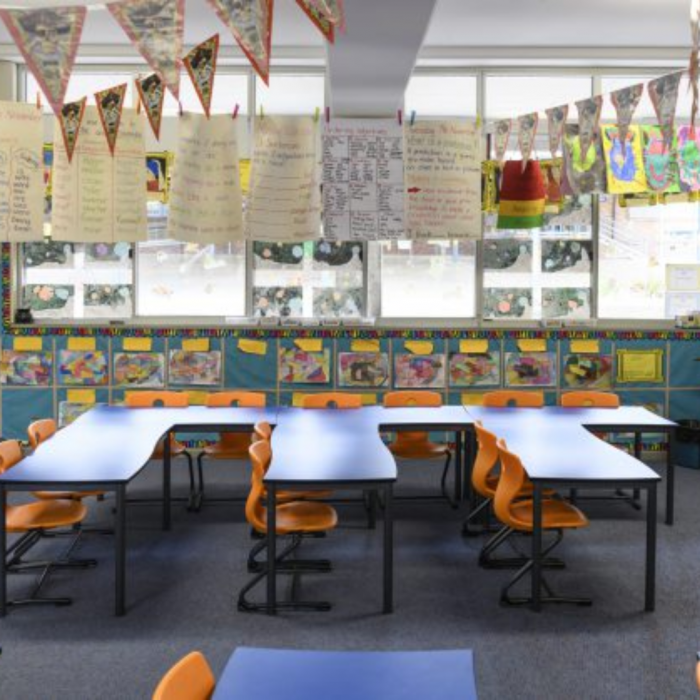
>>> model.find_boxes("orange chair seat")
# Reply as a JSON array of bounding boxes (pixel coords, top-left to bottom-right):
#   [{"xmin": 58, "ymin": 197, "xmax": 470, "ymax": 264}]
[
  {"xmin": 508, "ymin": 499, "xmax": 588, "ymax": 532},
  {"xmin": 7, "ymin": 499, "xmax": 87, "ymax": 533},
  {"xmin": 267, "ymin": 488, "xmax": 333, "ymax": 502},
  {"xmin": 389, "ymin": 440, "xmax": 449, "ymax": 460},
  {"xmin": 152, "ymin": 438, "xmax": 189, "ymax": 460},
  {"xmin": 32, "ymin": 489, "xmax": 104, "ymax": 501},
  {"xmin": 269, "ymin": 501, "xmax": 338, "ymax": 535}
]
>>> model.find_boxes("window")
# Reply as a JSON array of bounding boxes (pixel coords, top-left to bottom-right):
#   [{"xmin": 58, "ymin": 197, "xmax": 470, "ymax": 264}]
[
  {"xmin": 255, "ymin": 74, "xmax": 325, "ymax": 114},
  {"xmin": 404, "ymin": 75, "xmax": 477, "ymax": 118}
]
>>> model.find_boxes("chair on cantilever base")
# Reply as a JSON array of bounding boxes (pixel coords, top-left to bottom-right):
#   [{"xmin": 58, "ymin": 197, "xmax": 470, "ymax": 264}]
[{"xmin": 152, "ymin": 651, "xmax": 215, "ymax": 700}]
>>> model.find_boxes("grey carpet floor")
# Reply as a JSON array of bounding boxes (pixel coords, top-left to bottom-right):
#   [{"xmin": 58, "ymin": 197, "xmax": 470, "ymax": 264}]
[{"xmin": 0, "ymin": 456, "xmax": 697, "ymax": 700}]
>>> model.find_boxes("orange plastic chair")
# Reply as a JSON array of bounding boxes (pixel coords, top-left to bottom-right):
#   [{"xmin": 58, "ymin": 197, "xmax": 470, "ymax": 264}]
[
  {"xmin": 494, "ymin": 439, "xmax": 591, "ymax": 607},
  {"xmin": 483, "ymin": 391, "xmax": 544, "ymax": 408},
  {"xmin": 696, "ymin": 654, "xmax": 700, "ymax": 695},
  {"xmin": 152, "ymin": 651, "xmax": 215, "ymax": 700},
  {"xmin": 383, "ymin": 391, "xmax": 453, "ymax": 506},
  {"xmin": 301, "ymin": 392, "xmax": 362, "ymax": 409},
  {"xmin": 560, "ymin": 391, "xmax": 620, "ymax": 408},
  {"xmin": 238, "ymin": 439, "xmax": 338, "ymax": 613}
]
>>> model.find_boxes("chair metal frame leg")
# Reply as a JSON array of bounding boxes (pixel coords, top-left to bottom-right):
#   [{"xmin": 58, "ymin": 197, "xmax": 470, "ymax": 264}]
[{"xmin": 247, "ymin": 535, "xmax": 332, "ymax": 574}]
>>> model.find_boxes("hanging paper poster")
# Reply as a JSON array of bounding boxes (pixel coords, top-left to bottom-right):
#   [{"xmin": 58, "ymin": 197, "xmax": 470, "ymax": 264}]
[
  {"xmin": 394, "ymin": 354, "xmax": 446, "ymax": 389},
  {"xmin": 483, "ymin": 288, "xmax": 533, "ymax": 319},
  {"xmin": 253, "ymin": 287, "xmax": 303, "ymax": 317},
  {"xmin": 562, "ymin": 125, "xmax": 606, "ymax": 195},
  {"xmin": 323, "ymin": 118, "xmax": 404, "ymax": 241},
  {"xmin": 610, "ymin": 83, "xmax": 643, "ymax": 156},
  {"xmin": 647, "ymin": 71, "xmax": 683, "ymax": 152},
  {"xmin": 183, "ymin": 35, "xmax": 219, "ymax": 118},
  {"xmin": 641, "ymin": 125, "xmax": 681, "ymax": 193},
  {"xmin": 84, "ymin": 284, "xmax": 132, "ymax": 318},
  {"xmin": 504, "ymin": 352, "xmax": 556, "ymax": 387},
  {"xmin": 0, "ymin": 7, "xmax": 85, "ymax": 116},
  {"xmin": 338, "ymin": 352, "xmax": 389, "ymax": 388},
  {"xmin": 563, "ymin": 354, "xmax": 613, "ymax": 389},
  {"xmin": 136, "ymin": 73, "xmax": 165, "ymax": 140},
  {"xmin": 168, "ymin": 113, "xmax": 242, "ymax": 243},
  {"xmin": 58, "ymin": 98, "xmax": 86, "ymax": 164},
  {"xmin": 616, "ymin": 349, "xmax": 664, "ymax": 383},
  {"xmin": 448, "ymin": 352, "xmax": 500, "ymax": 388},
  {"xmin": 575, "ymin": 96, "xmax": 602, "ymax": 166},
  {"xmin": 95, "ymin": 84, "xmax": 127, "ymax": 155},
  {"xmin": 313, "ymin": 288, "xmax": 363, "ymax": 317},
  {"xmin": 405, "ymin": 120, "xmax": 481, "ymax": 239},
  {"xmin": 1, "ymin": 350, "xmax": 52, "ymax": 386},
  {"xmin": 296, "ymin": 0, "xmax": 335, "ymax": 43},
  {"xmin": 169, "ymin": 350, "xmax": 222, "ymax": 386},
  {"xmin": 493, "ymin": 119, "xmax": 511, "ymax": 162},
  {"xmin": 279, "ymin": 348, "xmax": 330, "ymax": 384},
  {"xmin": 676, "ymin": 126, "xmax": 700, "ymax": 192},
  {"xmin": 248, "ymin": 116, "xmax": 320, "ymax": 241},
  {"xmin": 541, "ymin": 240, "xmax": 592, "ymax": 273},
  {"xmin": 52, "ymin": 107, "xmax": 147, "ymax": 243},
  {"xmin": 517, "ymin": 113, "xmax": 538, "ymax": 168},
  {"xmin": 107, "ymin": 0, "xmax": 184, "ymax": 98},
  {"xmin": 0, "ymin": 101, "xmax": 44, "ymax": 242},
  {"xmin": 601, "ymin": 124, "xmax": 647, "ymax": 195},
  {"xmin": 58, "ymin": 350, "xmax": 108, "ymax": 386},
  {"xmin": 541, "ymin": 288, "xmax": 590, "ymax": 319},
  {"xmin": 58, "ymin": 401, "xmax": 103, "ymax": 428},
  {"xmin": 207, "ymin": 0, "xmax": 273, "ymax": 84},
  {"xmin": 545, "ymin": 105, "xmax": 568, "ymax": 158}
]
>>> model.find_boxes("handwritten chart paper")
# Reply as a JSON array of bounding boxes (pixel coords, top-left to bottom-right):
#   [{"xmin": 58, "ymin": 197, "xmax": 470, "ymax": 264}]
[
  {"xmin": 0, "ymin": 101, "xmax": 44, "ymax": 242},
  {"xmin": 247, "ymin": 116, "xmax": 320, "ymax": 241},
  {"xmin": 405, "ymin": 120, "xmax": 481, "ymax": 239},
  {"xmin": 323, "ymin": 119, "xmax": 404, "ymax": 240},
  {"xmin": 52, "ymin": 107, "xmax": 146, "ymax": 242},
  {"xmin": 168, "ymin": 113, "xmax": 242, "ymax": 243}
]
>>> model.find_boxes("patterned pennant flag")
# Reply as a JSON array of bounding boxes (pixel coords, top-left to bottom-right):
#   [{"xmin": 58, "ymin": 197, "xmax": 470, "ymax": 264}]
[
  {"xmin": 648, "ymin": 71, "xmax": 683, "ymax": 152},
  {"xmin": 183, "ymin": 35, "xmax": 219, "ymax": 118},
  {"xmin": 296, "ymin": 0, "xmax": 335, "ymax": 43},
  {"xmin": 95, "ymin": 83, "xmax": 127, "ymax": 155},
  {"xmin": 517, "ymin": 113, "xmax": 538, "ymax": 170},
  {"xmin": 58, "ymin": 97, "xmax": 86, "ymax": 163},
  {"xmin": 493, "ymin": 119, "xmax": 512, "ymax": 163},
  {"xmin": 690, "ymin": 0, "xmax": 700, "ymax": 131},
  {"xmin": 310, "ymin": 0, "xmax": 345, "ymax": 29},
  {"xmin": 107, "ymin": 0, "xmax": 185, "ymax": 99},
  {"xmin": 0, "ymin": 6, "xmax": 86, "ymax": 117},
  {"xmin": 207, "ymin": 0, "xmax": 274, "ymax": 85},
  {"xmin": 610, "ymin": 83, "xmax": 643, "ymax": 157},
  {"xmin": 136, "ymin": 73, "xmax": 165, "ymax": 140},
  {"xmin": 575, "ymin": 96, "xmax": 603, "ymax": 165},
  {"xmin": 545, "ymin": 105, "xmax": 568, "ymax": 158}
]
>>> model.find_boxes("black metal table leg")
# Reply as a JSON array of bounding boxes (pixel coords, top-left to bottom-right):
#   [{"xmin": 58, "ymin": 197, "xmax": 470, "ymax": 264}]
[
  {"xmin": 666, "ymin": 431, "xmax": 675, "ymax": 526},
  {"xmin": 163, "ymin": 433, "xmax": 171, "ymax": 531},
  {"xmin": 0, "ymin": 485, "xmax": 6, "ymax": 618},
  {"xmin": 115, "ymin": 484, "xmax": 126, "ymax": 616},
  {"xmin": 645, "ymin": 483, "xmax": 657, "ymax": 612},
  {"xmin": 267, "ymin": 483, "xmax": 277, "ymax": 615},
  {"xmin": 531, "ymin": 484, "xmax": 542, "ymax": 612},
  {"xmin": 633, "ymin": 433, "xmax": 642, "ymax": 503},
  {"xmin": 383, "ymin": 483, "xmax": 394, "ymax": 614},
  {"xmin": 455, "ymin": 431, "xmax": 463, "ymax": 504}
]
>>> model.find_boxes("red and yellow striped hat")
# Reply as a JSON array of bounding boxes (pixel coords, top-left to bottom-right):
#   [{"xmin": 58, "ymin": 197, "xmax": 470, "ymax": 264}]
[{"xmin": 497, "ymin": 160, "xmax": 546, "ymax": 229}]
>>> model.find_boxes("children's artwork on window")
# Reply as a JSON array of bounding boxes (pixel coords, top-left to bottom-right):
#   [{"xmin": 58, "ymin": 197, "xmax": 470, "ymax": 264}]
[
  {"xmin": 168, "ymin": 350, "xmax": 222, "ymax": 386},
  {"xmin": 483, "ymin": 288, "xmax": 533, "ymax": 319},
  {"xmin": 641, "ymin": 125, "xmax": 681, "ymax": 193},
  {"xmin": 541, "ymin": 240, "xmax": 592, "ymax": 274},
  {"xmin": 483, "ymin": 240, "xmax": 532, "ymax": 272},
  {"xmin": 505, "ymin": 352, "xmax": 556, "ymax": 387},
  {"xmin": 677, "ymin": 126, "xmax": 700, "ymax": 192},
  {"xmin": 1, "ymin": 350, "xmax": 52, "ymax": 386},
  {"xmin": 253, "ymin": 242, "xmax": 305, "ymax": 268},
  {"xmin": 58, "ymin": 349, "xmax": 108, "ymax": 385},
  {"xmin": 22, "ymin": 241, "xmax": 73, "ymax": 267},
  {"xmin": 253, "ymin": 286, "xmax": 303, "ymax": 317},
  {"xmin": 601, "ymin": 124, "xmax": 647, "ymax": 195},
  {"xmin": 563, "ymin": 353, "xmax": 613, "ymax": 389},
  {"xmin": 84, "ymin": 285, "xmax": 132, "ymax": 318},
  {"xmin": 85, "ymin": 242, "xmax": 131, "ymax": 263},
  {"xmin": 279, "ymin": 348, "xmax": 330, "ymax": 383},
  {"xmin": 312, "ymin": 241, "xmax": 363, "ymax": 269},
  {"xmin": 562, "ymin": 125, "xmax": 606, "ymax": 195},
  {"xmin": 542, "ymin": 288, "xmax": 590, "ymax": 319},
  {"xmin": 448, "ymin": 352, "xmax": 500, "ymax": 387},
  {"xmin": 114, "ymin": 352, "xmax": 165, "ymax": 387},
  {"xmin": 394, "ymin": 354, "xmax": 446, "ymax": 389},
  {"xmin": 58, "ymin": 401, "xmax": 102, "ymax": 427},
  {"xmin": 23, "ymin": 284, "xmax": 74, "ymax": 318},
  {"xmin": 338, "ymin": 352, "xmax": 389, "ymax": 387},
  {"xmin": 313, "ymin": 288, "xmax": 363, "ymax": 317},
  {"xmin": 146, "ymin": 152, "xmax": 170, "ymax": 202}
]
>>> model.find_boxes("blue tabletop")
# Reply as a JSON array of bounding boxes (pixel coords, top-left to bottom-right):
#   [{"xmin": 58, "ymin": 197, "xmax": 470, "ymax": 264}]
[{"xmin": 212, "ymin": 648, "xmax": 477, "ymax": 700}]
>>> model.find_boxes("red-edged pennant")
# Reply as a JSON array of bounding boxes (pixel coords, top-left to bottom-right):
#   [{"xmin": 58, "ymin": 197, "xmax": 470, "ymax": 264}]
[
  {"xmin": 0, "ymin": 6, "xmax": 86, "ymax": 117},
  {"xmin": 517, "ymin": 112, "xmax": 538, "ymax": 171},
  {"xmin": 136, "ymin": 73, "xmax": 165, "ymax": 140},
  {"xmin": 207, "ymin": 0, "xmax": 274, "ymax": 85},
  {"xmin": 296, "ymin": 0, "xmax": 335, "ymax": 43},
  {"xmin": 575, "ymin": 96, "xmax": 602, "ymax": 165},
  {"xmin": 610, "ymin": 83, "xmax": 643, "ymax": 157},
  {"xmin": 107, "ymin": 0, "xmax": 185, "ymax": 99},
  {"xmin": 308, "ymin": 0, "xmax": 345, "ymax": 31},
  {"xmin": 545, "ymin": 105, "xmax": 568, "ymax": 158},
  {"xmin": 95, "ymin": 83, "xmax": 127, "ymax": 155},
  {"xmin": 493, "ymin": 119, "xmax": 512, "ymax": 163},
  {"xmin": 58, "ymin": 97, "xmax": 86, "ymax": 163},
  {"xmin": 183, "ymin": 34, "xmax": 219, "ymax": 118},
  {"xmin": 648, "ymin": 71, "xmax": 683, "ymax": 152}
]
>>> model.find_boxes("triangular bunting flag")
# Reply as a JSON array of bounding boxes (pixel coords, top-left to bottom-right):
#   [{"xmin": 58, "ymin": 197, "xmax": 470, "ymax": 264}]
[
  {"xmin": 183, "ymin": 35, "xmax": 219, "ymax": 118},
  {"xmin": 610, "ymin": 83, "xmax": 643, "ymax": 157},
  {"xmin": 648, "ymin": 71, "xmax": 683, "ymax": 152},
  {"xmin": 545, "ymin": 105, "xmax": 568, "ymax": 158},
  {"xmin": 136, "ymin": 73, "xmax": 165, "ymax": 140},
  {"xmin": 690, "ymin": 0, "xmax": 700, "ymax": 130},
  {"xmin": 95, "ymin": 83, "xmax": 127, "ymax": 155},
  {"xmin": 517, "ymin": 113, "xmax": 538, "ymax": 171},
  {"xmin": 296, "ymin": 0, "xmax": 335, "ymax": 43},
  {"xmin": 0, "ymin": 6, "xmax": 86, "ymax": 117},
  {"xmin": 107, "ymin": 0, "xmax": 185, "ymax": 99},
  {"xmin": 575, "ymin": 96, "xmax": 602, "ymax": 165},
  {"xmin": 308, "ymin": 0, "xmax": 345, "ymax": 30},
  {"xmin": 207, "ymin": 0, "xmax": 274, "ymax": 85},
  {"xmin": 58, "ymin": 97, "xmax": 86, "ymax": 163},
  {"xmin": 493, "ymin": 119, "xmax": 512, "ymax": 163}
]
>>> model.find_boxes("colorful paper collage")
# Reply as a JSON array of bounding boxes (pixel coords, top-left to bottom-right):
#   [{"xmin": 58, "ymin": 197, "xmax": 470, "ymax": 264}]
[
  {"xmin": 541, "ymin": 288, "xmax": 591, "ymax": 319},
  {"xmin": 84, "ymin": 285, "xmax": 132, "ymax": 315},
  {"xmin": 254, "ymin": 242, "xmax": 305, "ymax": 268},
  {"xmin": 279, "ymin": 348, "xmax": 330, "ymax": 384},
  {"xmin": 1, "ymin": 350, "xmax": 52, "ymax": 386},
  {"xmin": 483, "ymin": 240, "xmax": 532, "ymax": 272},
  {"xmin": 483, "ymin": 288, "xmax": 533, "ymax": 319},
  {"xmin": 313, "ymin": 288, "xmax": 363, "ymax": 318},
  {"xmin": 641, "ymin": 125, "xmax": 681, "ymax": 193},
  {"xmin": 541, "ymin": 240, "xmax": 592, "ymax": 273},
  {"xmin": 58, "ymin": 350, "xmax": 109, "ymax": 386},
  {"xmin": 677, "ymin": 126, "xmax": 700, "ymax": 192},
  {"xmin": 338, "ymin": 352, "xmax": 389, "ymax": 388},
  {"xmin": 394, "ymin": 354, "xmax": 446, "ymax": 389},
  {"xmin": 505, "ymin": 352, "xmax": 557, "ymax": 387},
  {"xmin": 168, "ymin": 350, "xmax": 222, "ymax": 386},
  {"xmin": 563, "ymin": 353, "xmax": 613, "ymax": 389},
  {"xmin": 22, "ymin": 242, "xmax": 73, "ymax": 268},
  {"xmin": 601, "ymin": 125, "xmax": 647, "ymax": 194},
  {"xmin": 253, "ymin": 287, "xmax": 303, "ymax": 317},
  {"xmin": 58, "ymin": 401, "xmax": 100, "ymax": 428},
  {"xmin": 23, "ymin": 284, "xmax": 74, "ymax": 318},
  {"xmin": 610, "ymin": 83, "xmax": 643, "ymax": 156},
  {"xmin": 95, "ymin": 83, "xmax": 127, "ymax": 155},
  {"xmin": 562, "ymin": 125, "xmax": 606, "ymax": 195},
  {"xmin": 448, "ymin": 352, "xmax": 500, "ymax": 388},
  {"xmin": 136, "ymin": 73, "xmax": 165, "ymax": 140},
  {"xmin": 648, "ymin": 71, "xmax": 683, "ymax": 152},
  {"xmin": 146, "ymin": 153, "xmax": 170, "ymax": 201},
  {"xmin": 541, "ymin": 159, "xmax": 564, "ymax": 211},
  {"xmin": 313, "ymin": 241, "xmax": 363, "ymax": 269},
  {"xmin": 183, "ymin": 34, "xmax": 219, "ymax": 118},
  {"xmin": 114, "ymin": 352, "xmax": 165, "ymax": 387}
]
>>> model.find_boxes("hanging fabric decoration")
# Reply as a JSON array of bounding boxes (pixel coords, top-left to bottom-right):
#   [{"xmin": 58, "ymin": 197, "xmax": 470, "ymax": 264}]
[
  {"xmin": 575, "ymin": 96, "xmax": 602, "ymax": 166},
  {"xmin": 57, "ymin": 97, "xmax": 86, "ymax": 164},
  {"xmin": 647, "ymin": 71, "xmax": 683, "ymax": 152},
  {"xmin": 497, "ymin": 160, "xmax": 546, "ymax": 230},
  {"xmin": 493, "ymin": 119, "xmax": 512, "ymax": 163},
  {"xmin": 0, "ymin": 6, "xmax": 86, "ymax": 117},
  {"xmin": 677, "ymin": 125, "xmax": 700, "ymax": 191},
  {"xmin": 545, "ymin": 105, "xmax": 568, "ymax": 158},
  {"xmin": 207, "ymin": 0, "xmax": 274, "ymax": 84},
  {"xmin": 690, "ymin": 0, "xmax": 700, "ymax": 130},
  {"xmin": 135, "ymin": 73, "xmax": 165, "ymax": 140},
  {"xmin": 517, "ymin": 113, "xmax": 538, "ymax": 171},
  {"xmin": 610, "ymin": 83, "xmax": 643, "ymax": 157},
  {"xmin": 95, "ymin": 83, "xmax": 127, "ymax": 155},
  {"xmin": 183, "ymin": 35, "xmax": 220, "ymax": 118},
  {"xmin": 107, "ymin": 0, "xmax": 185, "ymax": 99},
  {"xmin": 296, "ymin": 0, "xmax": 335, "ymax": 43}
]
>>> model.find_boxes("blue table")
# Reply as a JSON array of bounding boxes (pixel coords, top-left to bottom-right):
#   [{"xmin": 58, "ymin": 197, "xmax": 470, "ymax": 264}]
[{"xmin": 212, "ymin": 647, "xmax": 477, "ymax": 700}]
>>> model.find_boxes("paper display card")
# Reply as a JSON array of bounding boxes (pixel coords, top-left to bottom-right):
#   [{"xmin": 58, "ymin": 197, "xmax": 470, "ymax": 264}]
[
  {"xmin": 666, "ymin": 264, "xmax": 700, "ymax": 292},
  {"xmin": 323, "ymin": 118, "xmax": 405, "ymax": 241},
  {"xmin": 169, "ymin": 350, "xmax": 222, "ymax": 386},
  {"xmin": 405, "ymin": 120, "xmax": 481, "ymax": 239},
  {"xmin": 0, "ymin": 101, "xmax": 44, "ymax": 242},
  {"xmin": 51, "ymin": 107, "xmax": 147, "ymax": 243},
  {"xmin": 168, "ymin": 113, "xmax": 243, "ymax": 243},
  {"xmin": 247, "ymin": 116, "xmax": 320, "ymax": 241}
]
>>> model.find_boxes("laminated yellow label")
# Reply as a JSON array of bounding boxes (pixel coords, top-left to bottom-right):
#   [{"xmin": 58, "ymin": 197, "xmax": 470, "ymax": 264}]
[
  {"xmin": 570, "ymin": 340, "xmax": 600, "ymax": 354},
  {"xmin": 13, "ymin": 337, "xmax": 42, "ymax": 351},
  {"xmin": 292, "ymin": 393, "xmax": 307, "ymax": 407},
  {"xmin": 459, "ymin": 339, "xmax": 488, "ymax": 353},
  {"xmin": 360, "ymin": 393, "xmax": 377, "ymax": 405},
  {"xmin": 405, "ymin": 341, "xmax": 434, "ymax": 355},
  {"xmin": 351, "ymin": 339, "xmax": 380, "ymax": 352},
  {"xmin": 67, "ymin": 337, "xmax": 96, "ymax": 351},
  {"xmin": 462, "ymin": 393, "xmax": 485, "ymax": 406},
  {"xmin": 238, "ymin": 339, "xmax": 267, "ymax": 355},
  {"xmin": 294, "ymin": 339, "xmax": 323, "ymax": 352},
  {"xmin": 67, "ymin": 389, "xmax": 95, "ymax": 404},
  {"xmin": 186, "ymin": 391, "xmax": 208, "ymax": 406},
  {"xmin": 123, "ymin": 338, "xmax": 152, "ymax": 352},
  {"xmin": 517, "ymin": 339, "xmax": 546, "ymax": 353},
  {"xmin": 182, "ymin": 339, "xmax": 209, "ymax": 352}
]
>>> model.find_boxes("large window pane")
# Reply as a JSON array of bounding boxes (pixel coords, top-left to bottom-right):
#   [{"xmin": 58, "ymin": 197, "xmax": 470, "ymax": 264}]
[
  {"xmin": 404, "ymin": 75, "xmax": 477, "ymax": 117},
  {"xmin": 255, "ymin": 74, "xmax": 324, "ymax": 114}
]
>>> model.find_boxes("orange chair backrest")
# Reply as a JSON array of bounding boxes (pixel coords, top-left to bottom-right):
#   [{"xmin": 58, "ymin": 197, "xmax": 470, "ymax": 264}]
[
  {"xmin": 206, "ymin": 391, "xmax": 266, "ymax": 408},
  {"xmin": 384, "ymin": 391, "xmax": 442, "ymax": 408},
  {"xmin": 483, "ymin": 391, "xmax": 544, "ymax": 408},
  {"xmin": 246, "ymin": 440, "xmax": 270, "ymax": 532},
  {"xmin": 27, "ymin": 418, "xmax": 57, "ymax": 450},
  {"xmin": 152, "ymin": 651, "xmax": 215, "ymax": 700},
  {"xmin": 301, "ymin": 393, "xmax": 362, "ymax": 409},
  {"xmin": 253, "ymin": 421, "xmax": 272, "ymax": 442},
  {"xmin": 125, "ymin": 392, "xmax": 189, "ymax": 408},
  {"xmin": 0, "ymin": 440, "xmax": 23, "ymax": 475},
  {"xmin": 561, "ymin": 391, "xmax": 620, "ymax": 408},
  {"xmin": 494, "ymin": 439, "xmax": 528, "ymax": 529},
  {"xmin": 472, "ymin": 422, "xmax": 500, "ymax": 499}
]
